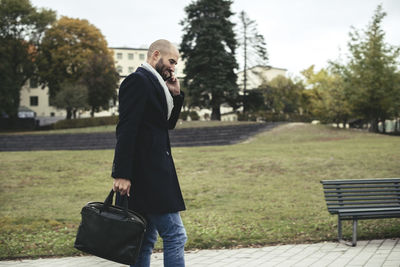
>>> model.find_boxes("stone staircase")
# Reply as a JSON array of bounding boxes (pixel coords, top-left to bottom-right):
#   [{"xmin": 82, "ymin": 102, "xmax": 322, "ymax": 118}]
[{"xmin": 0, "ymin": 122, "xmax": 283, "ymax": 151}]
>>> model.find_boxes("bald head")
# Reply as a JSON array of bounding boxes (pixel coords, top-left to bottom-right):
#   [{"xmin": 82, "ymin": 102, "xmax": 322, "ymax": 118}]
[
  {"xmin": 147, "ymin": 39, "xmax": 178, "ymax": 59},
  {"xmin": 146, "ymin": 39, "xmax": 180, "ymax": 80}
]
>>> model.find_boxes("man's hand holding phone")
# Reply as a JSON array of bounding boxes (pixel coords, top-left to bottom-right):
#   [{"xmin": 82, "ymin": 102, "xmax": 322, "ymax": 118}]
[{"xmin": 166, "ymin": 72, "xmax": 180, "ymax": 96}]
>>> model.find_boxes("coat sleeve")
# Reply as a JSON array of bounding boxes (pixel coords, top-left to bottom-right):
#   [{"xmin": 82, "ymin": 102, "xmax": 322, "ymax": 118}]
[
  {"xmin": 111, "ymin": 73, "xmax": 149, "ymax": 179},
  {"xmin": 168, "ymin": 91, "xmax": 185, "ymax": 130}
]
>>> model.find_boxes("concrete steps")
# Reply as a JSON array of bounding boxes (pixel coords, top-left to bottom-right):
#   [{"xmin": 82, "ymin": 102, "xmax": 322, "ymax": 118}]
[{"xmin": 0, "ymin": 122, "xmax": 283, "ymax": 151}]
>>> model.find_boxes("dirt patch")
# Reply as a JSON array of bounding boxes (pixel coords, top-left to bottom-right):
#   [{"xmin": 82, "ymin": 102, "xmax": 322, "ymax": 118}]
[
  {"xmin": 314, "ymin": 137, "xmax": 349, "ymax": 142},
  {"xmin": 269, "ymin": 122, "xmax": 308, "ymax": 134}
]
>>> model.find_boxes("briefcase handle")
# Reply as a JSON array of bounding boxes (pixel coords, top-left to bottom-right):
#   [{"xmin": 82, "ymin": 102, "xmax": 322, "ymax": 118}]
[{"xmin": 101, "ymin": 189, "xmax": 130, "ymax": 217}]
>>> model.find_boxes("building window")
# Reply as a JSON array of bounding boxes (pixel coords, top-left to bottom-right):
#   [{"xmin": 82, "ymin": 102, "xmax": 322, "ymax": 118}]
[
  {"xmin": 128, "ymin": 53, "xmax": 134, "ymax": 60},
  {"xmin": 128, "ymin": 67, "xmax": 134, "ymax": 73},
  {"xmin": 29, "ymin": 79, "xmax": 38, "ymax": 88},
  {"xmin": 117, "ymin": 53, "xmax": 123, "ymax": 60},
  {"xmin": 117, "ymin": 66, "xmax": 123, "ymax": 73},
  {"xmin": 139, "ymin": 53, "xmax": 145, "ymax": 60},
  {"xmin": 30, "ymin": 96, "xmax": 38, "ymax": 106}
]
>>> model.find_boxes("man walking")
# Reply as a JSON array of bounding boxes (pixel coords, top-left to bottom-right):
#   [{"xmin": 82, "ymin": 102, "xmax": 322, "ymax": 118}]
[{"xmin": 111, "ymin": 39, "xmax": 187, "ymax": 267}]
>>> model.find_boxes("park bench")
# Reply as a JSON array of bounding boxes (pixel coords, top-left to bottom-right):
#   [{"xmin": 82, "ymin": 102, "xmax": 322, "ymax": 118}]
[{"xmin": 320, "ymin": 178, "xmax": 400, "ymax": 246}]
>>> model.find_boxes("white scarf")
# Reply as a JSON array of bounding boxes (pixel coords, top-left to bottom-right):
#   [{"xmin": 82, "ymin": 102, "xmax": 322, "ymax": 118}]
[{"xmin": 141, "ymin": 62, "xmax": 174, "ymax": 120}]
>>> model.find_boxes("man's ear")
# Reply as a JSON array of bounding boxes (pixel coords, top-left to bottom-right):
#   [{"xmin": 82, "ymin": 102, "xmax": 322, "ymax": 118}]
[{"xmin": 153, "ymin": 50, "xmax": 160, "ymax": 60}]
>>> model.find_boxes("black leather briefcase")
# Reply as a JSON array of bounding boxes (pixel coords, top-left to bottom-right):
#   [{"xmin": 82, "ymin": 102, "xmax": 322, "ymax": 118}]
[{"xmin": 74, "ymin": 190, "xmax": 147, "ymax": 265}]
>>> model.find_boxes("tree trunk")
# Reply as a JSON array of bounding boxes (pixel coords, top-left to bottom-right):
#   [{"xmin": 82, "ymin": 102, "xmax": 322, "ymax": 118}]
[
  {"xmin": 211, "ymin": 106, "xmax": 221, "ymax": 121},
  {"xmin": 66, "ymin": 108, "xmax": 72, "ymax": 120},
  {"xmin": 369, "ymin": 118, "xmax": 379, "ymax": 133},
  {"xmin": 242, "ymin": 11, "xmax": 248, "ymax": 113},
  {"xmin": 243, "ymin": 90, "xmax": 247, "ymax": 113},
  {"xmin": 343, "ymin": 119, "xmax": 348, "ymax": 129},
  {"xmin": 6, "ymin": 83, "xmax": 21, "ymax": 119},
  {"xmin": 381, "ymin": 119, "xmax": 386, "ymax": 133},
  {"xmin": 91, "ymin": 108, "xmax": 95, "ymax": 117}
]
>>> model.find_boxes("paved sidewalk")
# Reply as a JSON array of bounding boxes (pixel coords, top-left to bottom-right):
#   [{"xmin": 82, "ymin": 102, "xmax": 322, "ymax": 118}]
[{"xmin": 1, "ymin": 239, "xmax": 399, "ymax": 267}]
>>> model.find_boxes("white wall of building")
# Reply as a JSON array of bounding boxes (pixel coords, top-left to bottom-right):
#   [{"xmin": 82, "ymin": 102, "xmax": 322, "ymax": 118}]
[
  {"xmin": 20, "ymin": 81, "xmax": 64, "ymax": 118},
  {"xmin": 112, "ymin": 47, "xmax": 186, "ymax": 79},
  {"xmin": 236, "ymin": 65, "xmax": 287, "ymax": 91},
  {"xmin": 113, "ymin": 47, "xmax": 147, "ymax": 77}
]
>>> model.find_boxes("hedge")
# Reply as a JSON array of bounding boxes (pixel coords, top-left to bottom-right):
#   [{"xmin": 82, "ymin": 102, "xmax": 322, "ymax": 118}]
[
  {"xmin": 238, "ymin": 112, "xmax": 313, "ymax": 122},
  {"xmin": 52, "ymin": 116, "xmax": 119, "ymax": 130}
]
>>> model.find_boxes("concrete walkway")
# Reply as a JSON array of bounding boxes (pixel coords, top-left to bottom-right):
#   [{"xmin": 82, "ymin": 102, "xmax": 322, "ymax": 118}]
[{"xmin": 1, "ymin": 239, "xmax": 399, "ymax": 267}]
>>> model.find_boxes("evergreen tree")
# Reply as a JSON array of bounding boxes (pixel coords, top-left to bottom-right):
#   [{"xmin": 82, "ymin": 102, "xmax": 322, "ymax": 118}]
[
  {"xmin": 237, "ymin": 11, "xmax": 268, "ymax": 113},
  {"xmin": 237, "ymin": 11, "xmax": 268, "ymax": 91},
  {"xmin": 180, "ymin": 0, "xmax": 238, "ymax": 120},
  {"xmin": 343, "ymin": 5, "xmax": 400, "ymax": 132}
]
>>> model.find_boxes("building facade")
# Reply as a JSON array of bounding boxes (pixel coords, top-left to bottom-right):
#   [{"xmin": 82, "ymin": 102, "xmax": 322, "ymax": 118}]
[
  {"xmin": 112, "ymin": 47, "xmax": 185, "ymax": 81},
  {"xmin": 237, "ymin": 65, "xmax": 287, "ymax": 91}
]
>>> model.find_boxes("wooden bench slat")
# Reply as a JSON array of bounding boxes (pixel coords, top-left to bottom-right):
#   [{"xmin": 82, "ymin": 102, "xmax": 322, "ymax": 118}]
[
  {"xmin": 321, "ymin": 179, "xmax": 400, "ymax": 185},
  {"xmin": 323, "ymin": 184, "xmax": 400, "ymax": 189},
  {"xmin": 328, "ymin": 204, "xmax": 400, "ymax": 210},
  {"xmin": 324, "ymin": 189, "xmax": 400, "ymax": 194},
  {"xmin": 338, "ymin": 209, "xmax": 400, "ymax": 218},
  {"xmin": 338, "ymin": 207, "xmax": 400, "ymax": 213},
  {"xmin": 339, "ymin": 213, "xmax": 400, "ymax": 220},
  {"xmin": 325, "ymin": 195, "xmax": 400, "ymax": 201},
  {"xmin": 325, "ymin": 192, "xmax": 400, "ymax": 197},
  {"xmin": 327, "ymin": 200, "xmax": 400, "ymax": 205},
  {"xmin": 324, "ymin": 188, "xmax": 400, "ymax": 191}
]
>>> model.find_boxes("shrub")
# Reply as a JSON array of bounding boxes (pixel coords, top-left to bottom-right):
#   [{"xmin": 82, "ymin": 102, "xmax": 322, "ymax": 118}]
[
  {"xmin": 180, "ymin": 111, "xmax": 190, "ymax": 120},
  {"xmin": 238, "ymin": 111, "xmax": 313, "ymax": 122},
  {"xmin": 52, "ymin": 116, "xmax": 118, "ymax": 129},
  {"xmin": 179, "ymin": 110, "xmax": 199, "ymax": 121},
  {"xmin": 189, "ymin": 111, "xmax": 200, "ymax": 121}
]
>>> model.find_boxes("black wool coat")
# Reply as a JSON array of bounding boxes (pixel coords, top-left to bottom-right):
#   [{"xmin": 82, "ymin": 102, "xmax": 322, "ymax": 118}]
[{"xmin": 111, "ymin": 67, "xmax": 186, "ymax": 214}]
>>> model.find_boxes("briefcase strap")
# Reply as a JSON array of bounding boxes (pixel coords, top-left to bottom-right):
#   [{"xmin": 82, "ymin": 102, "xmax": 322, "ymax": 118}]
[{"xmin": 102, "ymin": 190, "xmax": 129, "ymax": 217}]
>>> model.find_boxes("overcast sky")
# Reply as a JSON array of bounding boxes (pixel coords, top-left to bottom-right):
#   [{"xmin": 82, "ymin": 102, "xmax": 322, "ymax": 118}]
[{"xmin": 30, "ymin": 0, "xmax": 399, "ymax": 77}]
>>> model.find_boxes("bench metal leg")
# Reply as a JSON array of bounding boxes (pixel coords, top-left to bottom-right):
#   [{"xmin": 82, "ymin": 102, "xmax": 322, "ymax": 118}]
[
  {"xmin": 352, "ymin": 219, "xmax": 358, "ymax": 246},
  {"xmin": 338, "ymin": 216, "xmax": 342, "ymax": 241}
]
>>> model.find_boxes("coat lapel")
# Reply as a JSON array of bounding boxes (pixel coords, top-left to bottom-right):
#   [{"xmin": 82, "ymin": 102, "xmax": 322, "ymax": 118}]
[{"xmin": 138, "ymin": 67, "xmax": 168, "ymax": 119}]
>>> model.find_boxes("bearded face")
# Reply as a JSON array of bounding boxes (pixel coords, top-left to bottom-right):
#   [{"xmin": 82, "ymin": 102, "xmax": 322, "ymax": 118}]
[{"xmin": 155, "ymin": 58, "xmax": 172, "ymax": 81}]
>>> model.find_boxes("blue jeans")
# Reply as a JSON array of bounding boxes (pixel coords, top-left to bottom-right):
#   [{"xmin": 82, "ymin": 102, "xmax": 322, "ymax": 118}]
[{"xmin": 131, "ymin": 212, "xmax": 187, "ymax": 267}]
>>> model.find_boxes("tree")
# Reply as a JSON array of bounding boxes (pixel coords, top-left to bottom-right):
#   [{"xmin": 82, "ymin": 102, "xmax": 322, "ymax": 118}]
[
  {"xmin": 341, "ymin": 5, "xmax": 400, "ymax": 132},
  {"xmin": 261, "ymin": 75, "xmax": 303, "ymax": 115},
  {"xmin": 237, "ymin": 11, "xmax": 268, "ymax": 93},
  {"xmin": 243, "ymin": 89, "xmax": 264, "ymax": 112},
  {"xmin": 80, "ymin": 53, "xmax": 119, "ymax": 117},
  {"xmin": 180, "ymin": 0, "xmax": 238, "ymax": 120},
  {"xmin": 37, "ymin": 16, "xmax": 117, "ymax": 118},
  {"xmin": 301, "ymin": 65, "xmax": 351, "ymax": 125},
  {"xmin": 52, "ymin": 82, "xmax": 88, "ymax": 119},
  {"xmin": 0, "ymin": 0, "xmax": 55, "ymax": 118}
]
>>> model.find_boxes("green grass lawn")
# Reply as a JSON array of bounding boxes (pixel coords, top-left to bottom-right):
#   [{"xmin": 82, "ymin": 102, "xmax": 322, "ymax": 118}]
[{"xmin": 0, "ymin": 123, "xmax": 399, "ymax": 259}]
